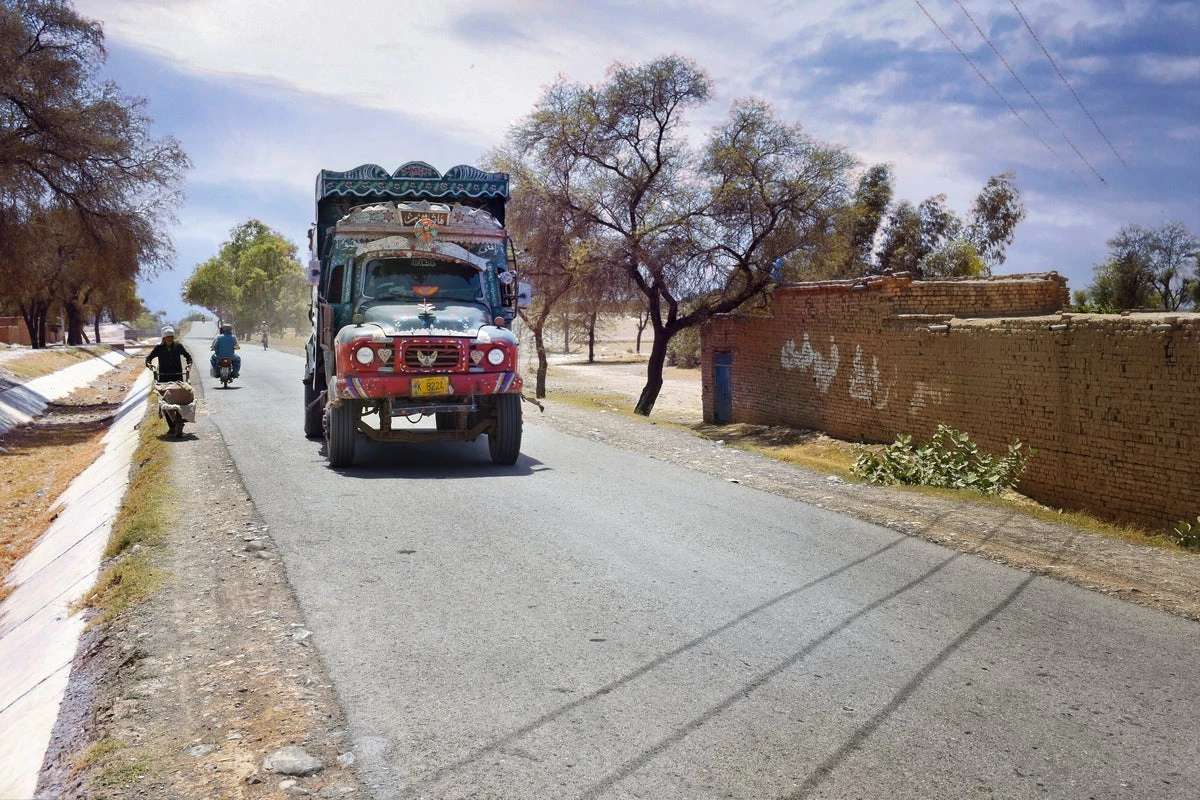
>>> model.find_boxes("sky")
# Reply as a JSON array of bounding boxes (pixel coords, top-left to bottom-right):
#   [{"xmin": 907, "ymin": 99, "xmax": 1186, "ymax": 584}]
[{"xmin": 70, "ymin": 0, "xmax": 1200, "ymax": 323}]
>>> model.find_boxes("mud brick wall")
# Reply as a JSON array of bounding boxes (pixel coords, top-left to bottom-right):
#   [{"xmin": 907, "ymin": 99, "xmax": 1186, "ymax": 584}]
[{"xmin": 701, "ymin": 273, "xmax": 1200, "ymax": 531}]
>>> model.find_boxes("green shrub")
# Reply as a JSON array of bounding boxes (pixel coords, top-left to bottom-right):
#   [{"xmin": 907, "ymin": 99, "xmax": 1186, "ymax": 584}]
[
  {"xmin": 1168, "ymin": 518, "xmax": 1200, "ymax": 552},
  {"xmin": 852, "ymin": 424, "xmax": 1031, "ymax": 496}
]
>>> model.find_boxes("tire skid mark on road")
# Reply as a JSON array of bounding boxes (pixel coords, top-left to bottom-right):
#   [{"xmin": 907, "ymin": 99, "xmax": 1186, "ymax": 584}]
[
  {"xmin": 577, "ymin": 547, "xmax": 1031, "ymax": 799},
  {"xmin": 394, "ymin": 533, "xmax": 911, "ymax": 795}
]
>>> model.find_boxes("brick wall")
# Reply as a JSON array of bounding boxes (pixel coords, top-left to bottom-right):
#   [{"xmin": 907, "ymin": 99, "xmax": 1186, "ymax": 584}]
[{"xmin": 701, "ymin": 273, "xmax": 1200, "ymax": 531}]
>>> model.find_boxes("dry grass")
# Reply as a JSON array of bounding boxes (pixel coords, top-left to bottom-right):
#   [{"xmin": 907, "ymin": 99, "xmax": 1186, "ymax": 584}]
[
  {"xmin": 2, "ymin": 346, "xmax": 105, "ymax": 382},
  {"xmin": 0, "ymin": 358, "xmax": 142, "ymax": 604},
  {"xmin": 693, "ymin": 422, "xmax": 862, "ymax": 480},
  {"xmin": 71, "ymin": 737, "xmax": 150, "ymax": 794},
  {"xmin": 81, "ymin": 401, "xmax": 169, "ymax": 626},
  {"xmin": 264, "ymin": 326, "xmax": 308, "ymax": 356},
  {"xmin": 549, "ymin": 387, "xmax": 1194, "ymax": 554},
  {"xmin": 705, "ymin": 423, "xmax": 1195, "ymax": 552}
]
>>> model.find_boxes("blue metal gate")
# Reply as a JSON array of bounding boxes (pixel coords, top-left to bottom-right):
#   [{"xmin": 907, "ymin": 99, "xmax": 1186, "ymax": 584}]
[{"xmin": 714, "ymin": 353, "xmax": 733, "ymax": 424}]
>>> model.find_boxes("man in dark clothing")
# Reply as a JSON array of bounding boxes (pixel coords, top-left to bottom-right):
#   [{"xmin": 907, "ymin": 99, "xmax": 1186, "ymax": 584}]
[{"xmin": 145, "ymin": 326, "xmax": 194, "ymax": 381}]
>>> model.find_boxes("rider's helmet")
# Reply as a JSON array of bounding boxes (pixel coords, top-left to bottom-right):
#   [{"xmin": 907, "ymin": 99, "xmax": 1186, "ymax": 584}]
[
  {"xmin": 161, "ymin": 326, "xmax": 176, "ymax": 338},
  {"xmin": 220, "ymin": 323, "xmax": 233, "ymax": 334}
]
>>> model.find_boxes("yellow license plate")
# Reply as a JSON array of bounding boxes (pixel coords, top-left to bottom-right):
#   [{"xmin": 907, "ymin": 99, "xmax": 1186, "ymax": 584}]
[{"xmin": 411, "ymin": 376, "xmax": 450, "ymax": 396}]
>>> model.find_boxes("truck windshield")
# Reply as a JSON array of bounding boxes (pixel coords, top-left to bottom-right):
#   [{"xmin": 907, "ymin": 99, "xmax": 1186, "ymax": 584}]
[{"xmin": 363, "ymin": 258, "xmax": 482, "ymax": 302}]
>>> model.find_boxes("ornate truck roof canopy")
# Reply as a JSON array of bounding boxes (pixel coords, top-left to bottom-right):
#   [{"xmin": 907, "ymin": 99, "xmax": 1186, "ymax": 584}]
[
  {"xmin": 316, "ymin": 162, "xmax": 509, "ymax": 202},
  {"xmin": 314, "ymin": 163, "xmax": 509, "ymax": 259}
]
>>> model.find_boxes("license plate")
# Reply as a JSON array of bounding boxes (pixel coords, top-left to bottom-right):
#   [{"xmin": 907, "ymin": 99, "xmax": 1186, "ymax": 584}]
[{"xmin": 411, "ymin": 376, "xmax": 450, "ymax": 396}]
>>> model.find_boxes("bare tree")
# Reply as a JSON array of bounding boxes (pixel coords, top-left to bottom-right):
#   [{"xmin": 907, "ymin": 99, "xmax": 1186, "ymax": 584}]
[
  {"xmin": 485, "ymin": 145, "xmax": 586, "ymax": 397},
  {"xmin": 515, "ymin": 57, "xmax": 853, "ymax": 415},
  {"xmin": 1084, "ymin": 221, "xmax": 1199, "ymax": 311}
]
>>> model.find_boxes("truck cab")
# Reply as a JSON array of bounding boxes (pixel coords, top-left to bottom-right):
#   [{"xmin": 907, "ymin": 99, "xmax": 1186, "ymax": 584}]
[{"xmin": 303, "ymin": 163, "xmax": 529, "ymax": 467}]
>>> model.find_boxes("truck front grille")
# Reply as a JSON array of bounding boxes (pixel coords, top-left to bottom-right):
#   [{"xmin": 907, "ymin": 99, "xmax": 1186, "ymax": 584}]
[{"xmin": 402, "ymin": 343, "xmax": 462, "ymax": 370}]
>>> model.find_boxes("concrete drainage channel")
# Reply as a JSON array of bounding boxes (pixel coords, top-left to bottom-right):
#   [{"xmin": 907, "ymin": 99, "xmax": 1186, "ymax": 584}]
[
  {"xmin": 0, "ymin": 352, "xmax": 150, "ymax": 798},
  {"xmin": 0, "ymin": 350, "xmax": 128, "ymax": 436}
]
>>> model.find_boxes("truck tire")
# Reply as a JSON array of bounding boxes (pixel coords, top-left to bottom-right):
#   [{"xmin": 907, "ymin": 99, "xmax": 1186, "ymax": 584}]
[
  {"xmin": 304, "ymin": 380, "xmax": 323, "ymax": 439},
  {"xmin": 487, "ymin": 394, "xmax": 522, "ymax": 465},
  {"xmin": 326, "ymin": 401, "xmax": 357, "ymax": 467}
]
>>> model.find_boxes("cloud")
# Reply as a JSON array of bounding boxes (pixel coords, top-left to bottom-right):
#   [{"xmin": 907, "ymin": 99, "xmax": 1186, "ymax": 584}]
[{"xmin": 69, "ymin": 0, "xmax": 1197, "ymax": 319}]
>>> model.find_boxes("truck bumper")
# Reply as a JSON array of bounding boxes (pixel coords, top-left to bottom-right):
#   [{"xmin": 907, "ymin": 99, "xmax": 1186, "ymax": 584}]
[{"xmin": 334, "ymin": 371, "xmax": 522, "ymax": 401}]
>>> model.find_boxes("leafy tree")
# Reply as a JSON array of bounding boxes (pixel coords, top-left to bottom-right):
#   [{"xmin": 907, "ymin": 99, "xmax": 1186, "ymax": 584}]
[
  {"xmin": 182, "ymin": 220, "xmax": 308, "ymax": 335},
  {"xmin": 514, "ymin": 57, "xmax": 853, "ymax": 415},
  {"xmin": 876, "ymin": 173, "xmax": 1025, "ymax": 278},
  {"xmin": 876, "ymin": 200, "xmax": 925, "ymax": 274},
  {"xmin": 0, "ymin": 0, "xmax": 189, "ymax": 346},
  {"xmin": 967, "ymin": 171, "xmax": 1026, "ymax": 268},
  {"xmin": 1085, "ymin": 222, "xmax": 1198, "ymax": 311},
  {"xmin": 919, "ymin": 238, "xmax": 987, "ymax": 278},
  {"xmin": 842, "ymin": 163, "xmax": 894, "ymax": 276},
  {"xmin": 1146, "ymin": 220, "xmax": 1199, "ymax": 310}
]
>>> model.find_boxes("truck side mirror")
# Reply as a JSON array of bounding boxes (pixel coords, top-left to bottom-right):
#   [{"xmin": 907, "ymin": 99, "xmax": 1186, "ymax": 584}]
[
  {"xmin": 307, "ymin": 258, "xmax": 321, "ymax": 286},
  {"xmin": 516, "ymin": 282, "xmax": 532, "ymax": 309}
]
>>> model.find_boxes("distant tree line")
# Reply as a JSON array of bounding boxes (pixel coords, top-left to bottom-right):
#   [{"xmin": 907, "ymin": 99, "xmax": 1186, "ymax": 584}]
[{"xmin": 0, "ymin": 0, "xmax": 189, "ymax": 347}]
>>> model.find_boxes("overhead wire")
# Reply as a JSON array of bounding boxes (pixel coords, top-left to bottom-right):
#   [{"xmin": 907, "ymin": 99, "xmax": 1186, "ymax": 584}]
[
  {"xmin": 1008, "ymin": 0, "xmax": 1127, "ymax": 166},
  {"xmin": 913, "ymin": 0, "xmax": 1085, "ymax": 185},
  {"xmin": 953, "ymin": 0, "xmax": 1106, "ymax": 184}
]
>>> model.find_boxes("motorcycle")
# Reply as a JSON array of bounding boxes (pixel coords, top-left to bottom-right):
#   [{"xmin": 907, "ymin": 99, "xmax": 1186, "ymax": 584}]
[
  {"xmin": 260, "ymin": 331, "xmax": 269, "ymax": 350},
  {"xmin": 216, "ymin": 357, "xmax": 235, "ymax": 388},
  {"xmin": 152, "ymin": 367, "xmax": 195, "ymax": 438}
]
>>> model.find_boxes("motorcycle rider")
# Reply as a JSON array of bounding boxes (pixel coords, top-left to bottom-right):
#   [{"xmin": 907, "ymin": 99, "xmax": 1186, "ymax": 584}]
[
  {"xmin": 210, "ymin": 323, "xmax": 241, "ymax": 378},
  {"xmin": 145, "ymin": 326, "xmax": 194, "ymax": 381},
  {"xmin": 259, "ymin": 320, "xmax": 270, "ymax": 349}
]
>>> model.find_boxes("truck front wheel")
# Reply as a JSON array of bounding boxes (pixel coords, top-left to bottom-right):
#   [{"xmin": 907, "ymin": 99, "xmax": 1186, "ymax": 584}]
[
  {"xmin": 487, "ymin": 394, "xmax": 522, "ymax": 465},
  {"xmin": 326, "ymin": 400, "xmax": 357, "ymax": 467}
]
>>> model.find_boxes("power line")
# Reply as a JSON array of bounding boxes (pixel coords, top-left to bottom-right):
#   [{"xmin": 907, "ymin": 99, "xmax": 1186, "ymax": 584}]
[
  {"xmin": 954, "ymin": 0, "xmax": 1106, "ymax": 184},
  {"xmin": 913, "ymin": 0, "xmax": 1085, "ymax": 185},
  {"xmin": 1008, "ymin": 0, "xmax": 1127, "ymax": 166}
]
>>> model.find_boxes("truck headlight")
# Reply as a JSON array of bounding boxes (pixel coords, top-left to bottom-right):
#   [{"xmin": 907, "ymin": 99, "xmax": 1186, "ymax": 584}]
[
  {"xmin": 354, "ymin": 346, "xmax": 374, "ymax": 365},
  {"xmin": 486, "ymin": 348, "xmax": 506, "ymax": 366}
]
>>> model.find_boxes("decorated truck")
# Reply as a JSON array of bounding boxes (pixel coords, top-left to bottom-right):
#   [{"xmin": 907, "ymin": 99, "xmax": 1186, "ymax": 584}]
[{"xmin": 303, "ymin": 162, "xmax": 530, "ymax": 467}]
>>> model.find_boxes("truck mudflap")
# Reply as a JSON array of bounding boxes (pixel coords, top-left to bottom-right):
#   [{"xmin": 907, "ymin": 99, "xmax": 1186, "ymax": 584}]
[{"xmin": 334, "ymin": 371, "xmax": 522, "ymax": 401}]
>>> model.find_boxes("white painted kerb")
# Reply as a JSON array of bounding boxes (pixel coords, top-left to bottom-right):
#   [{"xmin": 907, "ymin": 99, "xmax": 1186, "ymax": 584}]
[{"xmin": 0, "ymin": 370, "xmax": 152, "ymax": 800}]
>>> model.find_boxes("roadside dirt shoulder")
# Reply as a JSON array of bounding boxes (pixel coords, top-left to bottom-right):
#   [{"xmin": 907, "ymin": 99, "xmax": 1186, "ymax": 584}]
[
  {"xmin": 38, "ymin": 380, "xmax": 367, "ymax": 799},
  {"xmin": 536, "ymin": 356, "xmax": 1200, "ymax": 621}
]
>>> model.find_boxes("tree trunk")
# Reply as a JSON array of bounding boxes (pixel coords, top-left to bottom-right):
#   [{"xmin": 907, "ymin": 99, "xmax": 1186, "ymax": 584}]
[
  {"xmin": 93, "ymin": 311, "xmax": 102, "ymax": 343},
  {"xmin": 533, "ymin": 326, "xmax": 548, "ymax": 399},
  {"xmin": 634, "ymin": 328, "xmax": 670, "ymax": 416},
  {"xmin": 561, "ymin": 310, "xmax": 570, "ymax": 354},
  {"xmin": 635, "ymin": 310, "xmax": 649, "ymax": 354},
  {"xmin": 586, "ymin": 311, "xmax": 597, "ymax": 363},
  {"xmin": 65, "ymin": 301, "xmax": 86, "ymax": 345},
  {"xmin": 20, "ymin": 303, "xmax": 48, "ymax": 348}
]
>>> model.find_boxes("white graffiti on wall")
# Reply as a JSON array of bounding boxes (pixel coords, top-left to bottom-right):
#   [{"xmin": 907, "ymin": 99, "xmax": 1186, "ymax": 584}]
[
  {"xmin": 781, "ymin": 333, "xmax": 839, "ymax": 393},
  {"xmin": 908, "ymin": 381, "xmax": 944, "ymax": 416},
  {"xmin": 848, "ymin": 345, "xmax": 893, "ymax": 409}
]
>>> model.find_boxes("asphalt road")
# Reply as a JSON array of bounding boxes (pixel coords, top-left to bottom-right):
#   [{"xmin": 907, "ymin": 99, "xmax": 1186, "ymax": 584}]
[{"xmin": 184, "ymin": 322, "xmax": 1199, "ymax": 800}]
